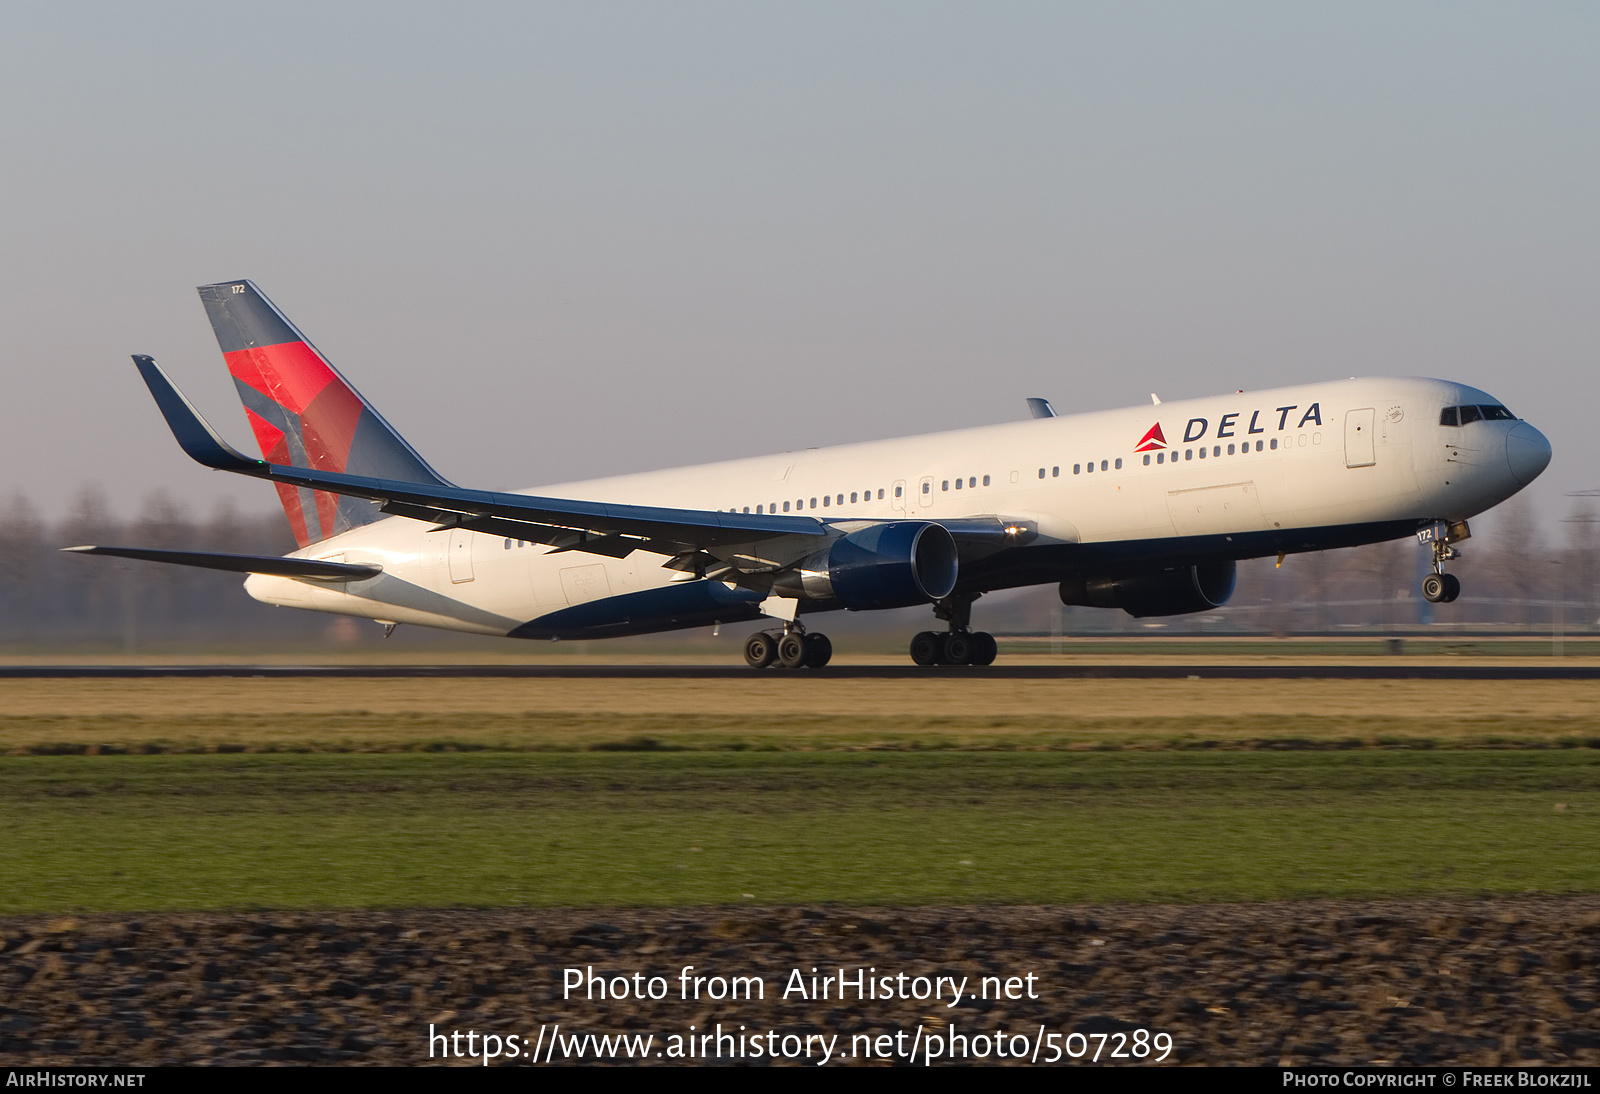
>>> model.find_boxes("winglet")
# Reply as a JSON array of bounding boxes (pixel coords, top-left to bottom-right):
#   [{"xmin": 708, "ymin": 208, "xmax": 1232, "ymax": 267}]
[
  {"xmin": 131, "ymin": 355, "xmax": 264, "ymax": 474},
  {"xmin": 1026, "ymin": 397, "xmax": 1057, "ymax": 419}
]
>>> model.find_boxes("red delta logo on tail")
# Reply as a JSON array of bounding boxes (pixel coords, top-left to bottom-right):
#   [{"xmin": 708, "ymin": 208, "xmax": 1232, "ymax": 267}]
[
  {"xmin": 198, "ymin": 280, "xmax": 447, "ymax": 548},
  {"xmin": 1134, "ymin": 422, "xmax": 1167, "ymax": 452}
]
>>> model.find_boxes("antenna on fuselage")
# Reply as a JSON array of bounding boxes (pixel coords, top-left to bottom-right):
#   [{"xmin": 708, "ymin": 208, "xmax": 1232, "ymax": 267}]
[{"xmin": 1150, "ymin": 393, "xmax": 1162, "ymax": 405}]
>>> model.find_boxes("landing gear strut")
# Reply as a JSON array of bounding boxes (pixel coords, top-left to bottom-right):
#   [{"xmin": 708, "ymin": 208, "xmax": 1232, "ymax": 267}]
[
  {"xmin": 744, "ymin": 622, "xmax": 831, "ymax": 670},
  {"xmin": 1419, "ymin": 522, "xmax": 1465, "ymax": 604},
  {"xmin": 910, "ymin": 593, "xmax": 998, "ymax": 667}
]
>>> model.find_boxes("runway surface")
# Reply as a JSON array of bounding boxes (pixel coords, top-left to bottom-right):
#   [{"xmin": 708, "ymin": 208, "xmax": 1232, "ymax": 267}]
[{"xmin": 3, "ymin": 663, "xmax": 1597, "ymax": 679}]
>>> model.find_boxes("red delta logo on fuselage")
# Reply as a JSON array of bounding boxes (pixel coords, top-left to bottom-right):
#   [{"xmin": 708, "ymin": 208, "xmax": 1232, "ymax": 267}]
[{"xmin": 1134, "ymin": 423, "xmax": 1167, "ymax": 452}]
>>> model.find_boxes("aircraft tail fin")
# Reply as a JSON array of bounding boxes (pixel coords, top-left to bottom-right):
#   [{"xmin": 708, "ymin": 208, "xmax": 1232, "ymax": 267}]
[{"xmin": 196, "ymin": 280, "xmax": 450, "ymax": 547}]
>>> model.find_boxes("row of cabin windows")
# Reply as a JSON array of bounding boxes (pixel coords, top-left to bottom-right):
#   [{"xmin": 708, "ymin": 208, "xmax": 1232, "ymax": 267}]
[
  {"xmin": 707, "ymin": 436, "xmax": 1329, "ymax": 516},
  {"xmin": 1139, "ymin": 438, "xmax": 1285, "ymax": 465},
  {"xmin": 1440, "ymin": 404, "xmax": 1515, "ymax": 426},
  {"xmin": 729, "ymin": 487, "xmax": 902, "ymax": 514},
  {"xmin": 1037, "ymin": 460, "xmax": 1125, "ymax": 479}
]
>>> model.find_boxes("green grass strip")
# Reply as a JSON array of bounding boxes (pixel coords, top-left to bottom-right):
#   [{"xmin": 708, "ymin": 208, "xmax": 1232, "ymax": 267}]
[{"xmin": 1, "ymin": 751, "xmax": 1596, "ymax": 913}]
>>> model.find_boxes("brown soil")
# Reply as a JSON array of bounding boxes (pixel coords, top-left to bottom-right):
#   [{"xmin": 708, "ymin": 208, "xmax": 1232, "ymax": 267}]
[{"xmin": 4, "ymin": 899, "xmax": 1598, "ymax": 1066}]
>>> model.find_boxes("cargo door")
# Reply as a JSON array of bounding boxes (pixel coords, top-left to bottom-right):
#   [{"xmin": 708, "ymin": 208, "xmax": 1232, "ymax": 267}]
[
  {"xmin": 1345, "ymin": 408, "xmax": 1376, "ymax": 468},
  {"xmin": 448, "ymin": 529, "xmax": 475, "ymax": 583},
  {"xmin": 1166, "ymin": 482, "xmax": 1269, "ymax": 537}
]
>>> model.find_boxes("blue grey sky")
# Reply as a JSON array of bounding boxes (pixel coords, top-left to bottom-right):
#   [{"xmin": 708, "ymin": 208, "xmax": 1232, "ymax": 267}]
[{"xmin": 3, "ymin": 3, "xmax": 1596, "ymax": 535}]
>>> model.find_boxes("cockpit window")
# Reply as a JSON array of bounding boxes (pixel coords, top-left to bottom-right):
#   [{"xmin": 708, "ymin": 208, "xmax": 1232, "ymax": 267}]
[{"xmin": 1441, "ymin": 404, "xmax": 1516, "ymax": 426}]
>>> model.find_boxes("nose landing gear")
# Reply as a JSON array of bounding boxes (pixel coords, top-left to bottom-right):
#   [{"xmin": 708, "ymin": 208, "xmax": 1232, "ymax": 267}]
[
  {"xmin": 1418, "ymin": 521, "xmax": 1468, "ymax": 604},
  {"xmin": 910, "ymin": 593, "xmax": 998, "ymax": 667},
  {"xmin": 1421, "ymin": 572, "xmax": 1460, "ymax": 604}
]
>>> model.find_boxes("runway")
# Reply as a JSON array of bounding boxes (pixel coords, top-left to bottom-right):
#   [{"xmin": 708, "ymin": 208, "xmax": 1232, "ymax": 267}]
[{"xmin": 3, "ymin": 663, "xmax": 1597, "ymax": 680}]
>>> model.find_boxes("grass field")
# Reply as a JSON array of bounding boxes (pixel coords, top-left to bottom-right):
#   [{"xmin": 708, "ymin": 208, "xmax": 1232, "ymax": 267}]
[
  {"xmin": 2, "ymin": 750, "xmax": 1597, "ymax": 913},
  {"xmin": 1, "ymin": 674, "xmax": 1596, "ymax": 914}
]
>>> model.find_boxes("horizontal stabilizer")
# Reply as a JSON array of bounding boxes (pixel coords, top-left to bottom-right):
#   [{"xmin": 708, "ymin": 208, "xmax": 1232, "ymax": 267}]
[{"xmin": 62, "ymin": 545, "xmax": 381, "ymax": 581}]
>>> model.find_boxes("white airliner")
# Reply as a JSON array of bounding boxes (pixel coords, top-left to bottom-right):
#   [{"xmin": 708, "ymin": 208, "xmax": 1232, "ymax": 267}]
[{"xmin": 69, "ymin": 280, "xmax": 1552, "ymax": 668}]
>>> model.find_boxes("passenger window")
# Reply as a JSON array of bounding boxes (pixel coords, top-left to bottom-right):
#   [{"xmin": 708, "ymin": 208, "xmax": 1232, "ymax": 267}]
[
  {"xmin": 757, "ymin": 505, "xmax": 764, "ymax": 514},
  {"xmin": 504, "ymin": 539, "xmax": 512, "ymax": 550},
  {"xmin": 1459, "ymin": 405, "xmax": 1482, "ymax": 425},
  {"xmin": 743, "ymin": 506, "xmax": 750, "ymax": 513},
  {"xmin": 969, "ymin": 477, "xmax": 976, "ymax": 488},
  {"xmin": 1086, "ymin": 462, "xmax": 1094, "ymax": 473},
  {"xmin": 1038, "ymin": 468, "xmax": 1046, "ymax": 478},
  {"xmin": 810, "ymin": 498, "xmax": 817, "ymax": 508},
  {"xmin": 782, "ymin": 501, "xmax": 790, "ymax": 512},
  {"xmin": 1186, "ymin": 449, "xmax": 1193, "ymax": 460},
  {"xmin": 1101, "ymin": 460, "xmax": 1108, "ymax": 471},
  {"xmin": 982, "ymin": 475, "xmax": 990, "ymax": 486},
  {"xmin": 1073, "ymin": 464, "xmax": 1081, "ymax": 475},
  {"xmin": 1255, "ymin": 441, "xmax": 1263, "ymax": 452},
  {"xmin": 941, "ymin": 480, "xmax": 949, "ymax": 491},
  {"xmin": 1143, "ymin": 454, "xmax": 1150, "ymax": 466},
  {"xmin": 1270, "ymin": 438, "xmax": 1278, "ymax": 450},
  {"xmin": 1199, "ymin": 448, "xmax": 1207, "ymax": 459},
  {"xmin": 823, "ymin": 496, "xmax": 830, "ymax": 507},
  {"xmin": 1439, "ymin": 406, "xmax": 1459, "ymax": 426},
  {"xmin": 1114, "ymin": 458, "xmax": 1122, "ymax": 469},
  {"xmin": 1052, "ymin": 466, "xmax": 1060, "ymax": 477},
  {"xmin": 850, "ymin": 492, "xmax": 858, "ymax": 503},
  {"xmin": 897, "ymin": 486, "xmax": 904, "ymax": 498},
  {"xmin": 1227, "ymin": 444, "xmax": 1235, "ymax": 455},
  {"xmin": 880, "ymin": 489, "xmax": 887, "ymax": 499},
  {"xmin": 1156, "ymin": 452, "xmax": 1164, "ymax": 464},
  {"xmin": 955, "ymin": 479, "xmax": 962, "ymax": 490},
  {"xmin": 922, "ymin": 482, "xmax": 930, "ymax": 494}
]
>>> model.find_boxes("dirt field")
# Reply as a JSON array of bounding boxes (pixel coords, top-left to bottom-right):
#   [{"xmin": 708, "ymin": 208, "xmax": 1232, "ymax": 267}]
[
  {"xmin": 3, "ymin": 675, "xmax": 1599, "ymax": 753},
  {"xmin": 3, "ymin": 899, "xmax": 1598, "ymax": 1066}
]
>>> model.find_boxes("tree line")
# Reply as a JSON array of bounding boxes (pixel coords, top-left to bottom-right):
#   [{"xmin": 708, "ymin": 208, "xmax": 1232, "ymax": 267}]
[{"xmin": 0, "ymin": 488, "xmax": 1594, "ymax": 650}]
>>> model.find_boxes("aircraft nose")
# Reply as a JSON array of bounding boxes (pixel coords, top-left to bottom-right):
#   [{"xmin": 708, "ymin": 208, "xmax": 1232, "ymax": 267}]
[{"xmin": 1506, "ymin": 422, "xmax": 1552, "ymax": 485}]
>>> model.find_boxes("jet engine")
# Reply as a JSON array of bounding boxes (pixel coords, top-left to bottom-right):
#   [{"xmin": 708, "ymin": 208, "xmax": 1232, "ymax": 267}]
[
  {"xmin": 772, "ymin": 521, "xmax": 959, "ymax": 610},
  {"xmin": 1059, "ymin": 559, "xmax": 1236, "ymax": 618}
]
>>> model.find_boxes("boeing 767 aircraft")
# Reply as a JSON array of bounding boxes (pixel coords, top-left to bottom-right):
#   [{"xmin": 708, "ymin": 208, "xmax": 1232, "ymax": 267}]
[{"xmin": 68, "ymin": 280, "xmax": 1552, "ymax": 668}]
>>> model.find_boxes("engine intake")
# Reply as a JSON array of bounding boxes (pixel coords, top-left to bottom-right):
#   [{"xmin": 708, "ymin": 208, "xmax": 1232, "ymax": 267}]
[
  {"xmin": 1059, "ymin": 559, "xmax": 1236, "ymax": 618},
  {"xmin": 775, "ymin": 521, "xmax": 960, "ymax": 610}
]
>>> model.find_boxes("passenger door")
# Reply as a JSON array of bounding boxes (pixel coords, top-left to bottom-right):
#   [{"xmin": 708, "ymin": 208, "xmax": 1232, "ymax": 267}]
[{"xmin": 1345, "ymin": 408, "xmax": 1376, "ymax": 468}]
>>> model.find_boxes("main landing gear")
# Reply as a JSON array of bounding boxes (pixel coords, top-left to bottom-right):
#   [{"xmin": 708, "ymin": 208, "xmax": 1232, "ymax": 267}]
[
  {"xmin": 743, "ymin": 622, "xmax": 832, "ymax": 670},
  {"xmin": 1420, "ymin": 525, "xmax": 1464, "ymax": 604},
  {"xmin": 910, "ymin": 593, "xmax": 997, "ymax": 667}
]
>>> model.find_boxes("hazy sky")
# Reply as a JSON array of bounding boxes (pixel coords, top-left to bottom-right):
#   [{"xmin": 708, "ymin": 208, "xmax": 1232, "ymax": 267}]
[{"xmin": 3, "ymin": 3, "xmax": 1596, "ymax": 539}]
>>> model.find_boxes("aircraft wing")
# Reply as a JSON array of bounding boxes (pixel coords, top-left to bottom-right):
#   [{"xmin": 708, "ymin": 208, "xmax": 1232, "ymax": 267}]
[{"xmin": 134, "ymin": 356, "xmax": 828, "ymax": 557}]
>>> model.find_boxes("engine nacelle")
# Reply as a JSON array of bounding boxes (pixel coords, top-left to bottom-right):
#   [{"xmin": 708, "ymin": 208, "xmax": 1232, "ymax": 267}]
[
  {"xmin": 773, "ymin": 521, "xmax": 960, "ymax": 610},
  {"xmin": 1059, "ymin": 559, "xmax": 1236, "ymax": 618}
]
